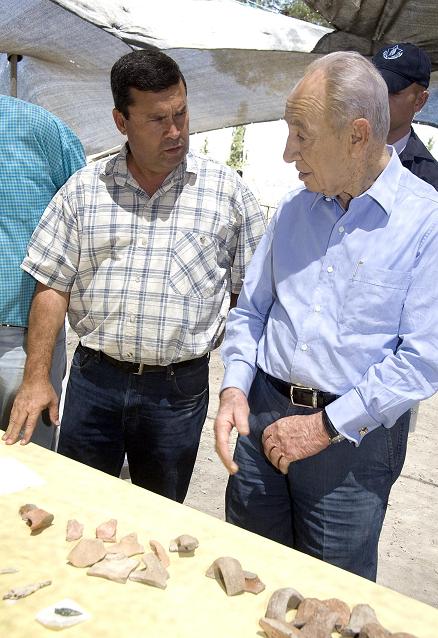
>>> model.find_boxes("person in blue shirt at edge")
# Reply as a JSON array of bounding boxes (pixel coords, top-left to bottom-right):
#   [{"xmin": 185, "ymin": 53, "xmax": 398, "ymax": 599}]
[
  {"xmin": 214, "ymin": 51, "xmax": 438, "ymax": 582},
  {"xmin": 0, "ymin": 96, "xmax": 85, "ymax": 449},
  {"xmin": 373, "ymin": 42, "xmax": 438, "ymax": 191}
]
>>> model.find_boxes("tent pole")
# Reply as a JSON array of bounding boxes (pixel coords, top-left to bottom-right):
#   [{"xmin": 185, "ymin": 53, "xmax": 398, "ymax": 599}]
[{"xmin": 7, "ymin": 53, "xmax": 22, "ymax": 97}]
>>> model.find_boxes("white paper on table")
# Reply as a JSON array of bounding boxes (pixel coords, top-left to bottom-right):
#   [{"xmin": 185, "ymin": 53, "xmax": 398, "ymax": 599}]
[{"xmin": 0, "ymin": 458, "xmax": 45, "ymax": 495}]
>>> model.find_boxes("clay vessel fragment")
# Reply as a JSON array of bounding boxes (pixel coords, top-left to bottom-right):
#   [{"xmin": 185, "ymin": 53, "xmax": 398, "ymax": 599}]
[
  {"xmin": 149, "ymin": 539, "xmax": 170, "ymax": 567},
  {"xmin": 87, "ymin": 555, "xmax": 139, "ymax": 583},
  {"xmin": 19, "ymin": 504, "xmax": 37, "ymax": 518},
  {"xmin": 300, "ymin": 609, "xmax": 339, "ymax": 638},
  {"xmin": 359, "ymin": 623, "xmax": 391, "ymax": 638},
  {"xmin": 105, "ymin": 533, "xmax": 144, "ymax": 557},
  {"xmin": 323, "ymin": 598, "xmax": 351, "ymax": 632},
  {"xmin": 259, "ymin": 616, "xmax": 301, "ymax": 638},
  {"xmin": 67, "ymin": 538, "xmax": 106, "ymax": 568},
  {"xmin": 0, "ymin": 567, "xmax": 19, "ymax": 574},
  {"xmin": 206, "ymin": 556, "xmax": 245, "ymax": 595},
  {"xmin": 391, "ymin": 634, "xmax": 419, "ymax": 638},
  {"xmin": 242, "ymin": 570, "xmax": 265, "ymax": 594},
  {"xmin": 20, "ymin": 506, "xmax": 54, "ymax": 531},
  {"xmin": 3, "ymin": 579, "xmax": 51, "ymax": 600},
  {"xmin": 265, "ymin": 587, "xmax": 304, "ymax": 621},
  {"xmin": 342, "ymin": 604, "xmax": 379, "ymax": 637},
  {"xmin": 66, "ymin": 519, "xmax": 84, "ymax": 542},
  {"xmin": 96, "ymin": 519, "xmax": 117, "ymax": 542},
  {"xmin": 293, "ymin": 598, "xmax": 326, "ymax": 627},
  {"xmin": 169, "ymin": 534, "xmax": 199, "ymax": 553},
  {"xmin": 129, "ymin": 553, "xmax": 169, "ymax": 589}
]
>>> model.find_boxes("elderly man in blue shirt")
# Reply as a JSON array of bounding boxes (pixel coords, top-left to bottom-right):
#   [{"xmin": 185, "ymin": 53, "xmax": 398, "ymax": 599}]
[
  {"xmin": 0, "ymin": 96, "xmax": 85, "ymax": 449},
  {"xmin": 214, "ymin": 51, "xmax": 438, "ymax": 581}
]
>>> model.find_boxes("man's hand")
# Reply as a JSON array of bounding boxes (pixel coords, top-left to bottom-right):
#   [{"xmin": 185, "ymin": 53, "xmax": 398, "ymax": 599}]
[
  {"xmin": 2, "ymin": 378, "xmax": 60, "ymax": 445},
  {"xmin": 214, "ymin": 387, "xmax": 249, "ymax": 474},
  {"xmin": 262, "ymin": 411, "xmax": 330, "ymax": 474}
]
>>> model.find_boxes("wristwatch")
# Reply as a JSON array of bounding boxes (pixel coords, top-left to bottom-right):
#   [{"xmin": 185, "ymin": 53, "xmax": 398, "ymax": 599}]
[{"xmin": 322, "ymin": 409, "xmax": 345, "ymax": 444}]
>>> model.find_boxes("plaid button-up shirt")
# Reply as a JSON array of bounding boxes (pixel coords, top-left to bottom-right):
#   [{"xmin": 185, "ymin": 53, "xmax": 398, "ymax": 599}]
[{"xmin": 22, "ymin": 146, "xmax": 266, "ymax": 365}]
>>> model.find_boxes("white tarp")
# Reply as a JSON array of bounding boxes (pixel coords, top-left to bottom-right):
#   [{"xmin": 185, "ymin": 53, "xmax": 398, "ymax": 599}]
[{"xmin": 0, "ymin": 0, "xmax": 329, "ymax": 155}]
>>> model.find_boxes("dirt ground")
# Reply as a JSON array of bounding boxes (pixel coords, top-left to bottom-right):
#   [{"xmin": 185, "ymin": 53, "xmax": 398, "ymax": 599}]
[{"xmin": 65, "ymin": 332, "xmax": 438, "ymax": 608}]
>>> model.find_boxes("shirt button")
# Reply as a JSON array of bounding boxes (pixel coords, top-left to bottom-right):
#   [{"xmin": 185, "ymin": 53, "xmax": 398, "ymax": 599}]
[
  {"xmin": 327, "ymin": 265, "xmax": 334, "ymax": 273},
  {"xmin": 324, "ymin": 196, "xmax": 332, "ymax": 202},
  {"xmin": 301, "ymin": 343, "xmax": 308, "ymax": 351},
  {"xmin": 199, "ymin": 236, "xmax": 206, "ymax": 245},
  {"xmin": 314, "ymin": 304, "xmax": 321, "ymax": 312},
  {"xmin": 135, "ymin": 276, "xmax": 141, "ymax": 283},
  {"xmin": 338, "ymin": 226, "xmax": 345, "ymax": 233},
  {"xmin": 130, "ymin": 315, "xmax": 135, "ymax": 323},
  {"xmin": 141, "ymin": 237, "xmax": 147, "ymax": 246},
  {"xmin": 126, "ymin": 352, "xmax": 133, "ymax": 358}
]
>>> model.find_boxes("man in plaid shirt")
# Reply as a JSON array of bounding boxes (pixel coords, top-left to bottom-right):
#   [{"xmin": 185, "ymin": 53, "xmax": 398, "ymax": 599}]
[{"xmin": 3, "ymin": 48, "xmax": 266, "ymax": 503}]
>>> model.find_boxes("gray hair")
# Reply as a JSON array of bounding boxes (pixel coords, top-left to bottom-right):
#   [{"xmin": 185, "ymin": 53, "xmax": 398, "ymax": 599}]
[{"xmin": 304, "ymin": 51, "xmax": 390, "ymax": 144}]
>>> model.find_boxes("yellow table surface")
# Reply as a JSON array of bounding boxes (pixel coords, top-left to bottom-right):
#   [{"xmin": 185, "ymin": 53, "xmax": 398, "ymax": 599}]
[{"xmin": 0, "ymin": 442, "xmax": 436, "ymax": 638}]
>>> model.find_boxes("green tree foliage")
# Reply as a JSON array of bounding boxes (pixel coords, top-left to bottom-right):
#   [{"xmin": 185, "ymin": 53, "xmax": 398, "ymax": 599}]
[
  {"xmin": 236, "ymin": 0, "xmax": 330, "ymax": 27},
  {"xmin": 200, "ymin": 136, "xmax": 209, "ymax": 156},
  {"xmin": 227, "ymin": 125, "xmax": 246, "ymax": 171}
]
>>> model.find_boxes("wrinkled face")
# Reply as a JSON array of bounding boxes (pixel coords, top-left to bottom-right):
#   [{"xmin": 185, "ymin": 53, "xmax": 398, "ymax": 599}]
[
  {"xmin": 283, "ymin": 72, "xmax": 353, "ymax": 197},
  {"xmin": 388, "ymin": 83, "xmax": 428, "ymax": 135},
  {"xmin": 113, "ymin": 80, "xmax": 189, "ymax": 176}
]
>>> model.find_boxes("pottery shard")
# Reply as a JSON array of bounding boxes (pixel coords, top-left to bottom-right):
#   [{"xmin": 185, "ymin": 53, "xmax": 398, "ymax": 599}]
[
  {"xmin": 105, "ymin": 533, "xmax": 144, "ymax": 557},
  {"xmin": 87, "ymin": 555, "xmax": 139, "ymax": 583},
  {"xmin": 19, "ymin": 504, "xmax": 54, "ymax": 531},
  {"xmin": 323, "ymin": 599, "xmax": 351, "ymax": 632},
  {"xmin": 242, "ymin": 570, "xmax": 266, "ymax": 594},
  {"xmin": 300, "ymin": 609, "xmax": 339, "ymax": 638},
  {"xmin": 359, "ymin": 623, "xmax": 391, "ymax": 638},
  {"xmin": 391, "ymin": 634, "xmax": 419, "ymax": 638},
  {"xmin": 169, "ymin": 534, "xmax": 199, "ymax": 553},
  {"xmin": 342, "ymin": 604, "xmax": 379, "ymax": 637},
  {"xmin": 129, "ymin": 553, "xmax": 169, "ymax": 589},
  {"xmin": 294, "ymin": 598, "xmax": 326, "ymax": 628},
  {"xmin": 66, "ymin": 519, "xmax": 84, "ymax": 542},
  {"xmin": 3, "ymin": 579, "xmax": 51, "ymax": 600},
  {"xmin": 149, "ymin": 539, "xmax": 170, "ymax": 568},
  {"xmin": 96, "ymin": 519, "xmax": 117, "ymax": 542},
  {"xmin": 259, "ymin": 617, "xmax": 301, "ymax": 638},
  {"xmin": 266, "ymin": 588, "xmax": 305, "ymax": 621},
  {"xmin": 206, "ymin": 556, "xmax": 245, "ymax": 596},
  {"xmin": 67, "ymin": 538, "xmax": 106, "ymax": 568}
]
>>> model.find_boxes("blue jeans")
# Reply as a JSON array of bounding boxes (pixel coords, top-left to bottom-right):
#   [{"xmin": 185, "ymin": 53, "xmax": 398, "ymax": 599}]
[
  {"xmin": 0, "ymin": 325, "xmax": 66, "ymax": 450},
  {"xmin": 58, "ymin": 345, "xmax": 209, "ymax": 502},
  {"xmin": 226, "ymin": 369, "xmax": 409, "ymax": 581}
]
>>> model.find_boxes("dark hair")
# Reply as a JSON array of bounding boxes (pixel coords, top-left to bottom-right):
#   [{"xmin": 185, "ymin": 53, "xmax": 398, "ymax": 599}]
[{"xmin": 111, "ymin": 46, "xmax": 187, "ymax": 118}]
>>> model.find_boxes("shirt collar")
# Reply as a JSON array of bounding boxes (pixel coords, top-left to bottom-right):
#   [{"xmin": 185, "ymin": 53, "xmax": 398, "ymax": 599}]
[
  {"xmin": 392, "ymin": 131, "xmax": 411, "ymax": 155},
  {"xmin": 104, "ymin": 144, "xmax": 199, "ymax": 187},
  {"xmin": 310, "ymin": 147, "xmax": 402, "ymax": 217}
]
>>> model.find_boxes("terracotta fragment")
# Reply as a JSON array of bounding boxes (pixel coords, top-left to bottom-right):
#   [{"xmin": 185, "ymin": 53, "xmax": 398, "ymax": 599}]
[
  {"xmin": 3, "ymin": 579, "xmax": 51, "ymax": 600},
  {"xmin": 391, "ymin": 634, "xmax": 419, "ymax": 638},
  {"xmin": 87, "ymin": 554, "xmax": 139, "ymax": 583},
  {"xmin": 359, "ymin": 623, "xmax": 391, "ymax": 638},
  {"xmin": 67, "ymin": 538, "xmax": 106, "ymax": 568},
  {"xmin": 149, "ymin": 539, "xmax": 170, "ymax": 567},
  {"xmin": 342, "ymin": 604, "xmax": 379, "ymax": 637},
  {"xmin": 300, "ymin": 609, "xmax": 339, "ymax": 638},
  {"xmin": 96, "ymin": 519, "xmax": 117, "ymax": 542},
  {"xmin": 259, "ymin": 616, "xmax": 301, "ymax": 638},
  {"xmin": 242, "ymin": 570, "xmax": 266, "ymax": 594},
  {"xmin": 206, "ymin": 556, "xmax": 245, "ymax": 596},
  {"xmin": 0, "ymin": 567, "xmax": 19, "ymax": 574},
  {"xmin": 19, "ymin": 504, "xmax": 54, "ymax": 531},
  {"xmin": 169, "ymin": 534, "xmax": 199, "ymax": 553},
  {"xmin": 293, "ymin": 598, "xmax": 326, "ymax": 627},
  {"xmin": 265, "ymin": 587, "xmax": 304, "ymax": 621},
  {"xmin": 129, "ymin": 553, "xmax": 169, "ymax": 589},
  {"xmin": 66, "ymin": 519, "xmax": 84, "ymax": 542},
  {"xmin": 323, "ymin": 598, "xmax": 351, "ymax": 632},
  {"xmin": 105, "ymin": 533, "xmax": 144, "ymax": 557}
]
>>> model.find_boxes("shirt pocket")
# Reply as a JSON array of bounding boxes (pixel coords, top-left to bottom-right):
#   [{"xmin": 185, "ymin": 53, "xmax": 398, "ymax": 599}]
[
  {"xmin": 340, "ymin": 263, "xmax": 411, "ymax": 334},
  {"xmin": 169, "ymin": 231, "xmax": 224, "ymax": 298}
]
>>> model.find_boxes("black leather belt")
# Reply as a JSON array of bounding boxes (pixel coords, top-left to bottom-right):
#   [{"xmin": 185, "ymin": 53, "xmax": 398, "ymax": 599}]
[
  {"xmin": 266, "ymin": 373, "xmax": 339, "ymax": 408},
  {"xmin": 80, "ymin": 344, "xmax": 207, "ymax": 375}
]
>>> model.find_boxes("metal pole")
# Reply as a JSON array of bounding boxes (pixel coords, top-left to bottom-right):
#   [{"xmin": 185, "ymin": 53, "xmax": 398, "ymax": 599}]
[{"xmin": 7, "ymin": 53, "xmax": 22, "ymax": 97}]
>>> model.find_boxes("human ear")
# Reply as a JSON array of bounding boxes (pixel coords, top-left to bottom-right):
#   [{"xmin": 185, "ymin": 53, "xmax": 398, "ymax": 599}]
[
  {"xmin": 350, "ymin": 118, "xmax": 370, "ymax": 157},
  {"xmin": 415, "ymin": 90, "xmax": 429, "ymax": 113},
  {"xmin": 113, "ymin": 108, "xmax": 127, "ymax": 135}
]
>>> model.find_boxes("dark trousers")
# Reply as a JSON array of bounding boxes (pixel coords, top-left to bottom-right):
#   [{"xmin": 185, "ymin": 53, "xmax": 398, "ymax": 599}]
[
  {"xmin": 58, "ymin": 345, "xmax": 209, "ymax": 502},
  {"xmin": 226, "ymin": 368, "xmax": 409, "ymax": 581}
]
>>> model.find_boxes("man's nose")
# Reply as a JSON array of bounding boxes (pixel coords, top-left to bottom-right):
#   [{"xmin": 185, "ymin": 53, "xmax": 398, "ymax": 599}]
[
  {"xmin": 166, "ymin": 119, "xmax": 180, "ymax": 139},
  {"xmin": 283, "ymin": 133, "xmax": 300, "ymax": 163}
]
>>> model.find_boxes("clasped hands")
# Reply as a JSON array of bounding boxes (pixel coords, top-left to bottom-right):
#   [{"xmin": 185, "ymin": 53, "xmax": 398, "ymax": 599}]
[{"xmin": 214, "ymin": 387, "xmax": 330, "ymax": 474}]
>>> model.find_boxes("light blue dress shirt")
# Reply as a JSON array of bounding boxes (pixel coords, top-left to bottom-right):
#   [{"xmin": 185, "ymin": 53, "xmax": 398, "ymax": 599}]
[
  {"xmin": 0, "ymin": 96, "xmax": 85, "ymax": 326},
  {"xmin": 221, "ymin": 150, "xmax": 438, "ymax": 444}
]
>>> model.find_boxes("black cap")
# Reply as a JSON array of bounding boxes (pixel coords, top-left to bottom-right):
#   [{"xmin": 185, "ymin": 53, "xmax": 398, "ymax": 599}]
[{"xmin": 372, "ymin": 43, "xmax": 431, "ymax": 93}]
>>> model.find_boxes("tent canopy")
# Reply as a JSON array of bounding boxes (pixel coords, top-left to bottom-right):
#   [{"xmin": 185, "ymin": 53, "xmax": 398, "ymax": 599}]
[{"xmin": 1, "ymin": 0, "xmax": 437, "ymax": 155}]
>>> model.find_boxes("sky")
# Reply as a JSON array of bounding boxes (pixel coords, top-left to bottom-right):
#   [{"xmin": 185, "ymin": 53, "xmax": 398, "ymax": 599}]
[{"xmin": 190, "ymin": 120, "xmax": 438, "ymax": 209}]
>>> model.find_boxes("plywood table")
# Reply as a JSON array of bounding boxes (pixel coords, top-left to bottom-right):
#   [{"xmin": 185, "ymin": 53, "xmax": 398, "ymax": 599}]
[{"xmin": 0, "ymin": 442, "xmax": 436, "ymax": 637}]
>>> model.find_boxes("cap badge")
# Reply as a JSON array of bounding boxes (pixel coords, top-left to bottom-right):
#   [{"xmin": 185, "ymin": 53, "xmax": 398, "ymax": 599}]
[{"xmin": 383, "ymin": 44, "xmax": 403, "ymax": 60}]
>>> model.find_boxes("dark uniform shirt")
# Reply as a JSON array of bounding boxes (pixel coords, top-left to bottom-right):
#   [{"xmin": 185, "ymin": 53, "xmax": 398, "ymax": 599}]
[{"xmin": 399, "ymin": 128, "xmax": 438, "ymax": 190}]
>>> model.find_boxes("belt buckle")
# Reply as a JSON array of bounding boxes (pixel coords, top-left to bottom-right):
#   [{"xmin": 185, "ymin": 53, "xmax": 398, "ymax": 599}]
[
  {"xmin": 291, "ymin": 386, "xmax": 318, "ymax": 409},
  {"xmin": 133, "ymin": 363, "xmax": 144, "ymax": 375}
]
